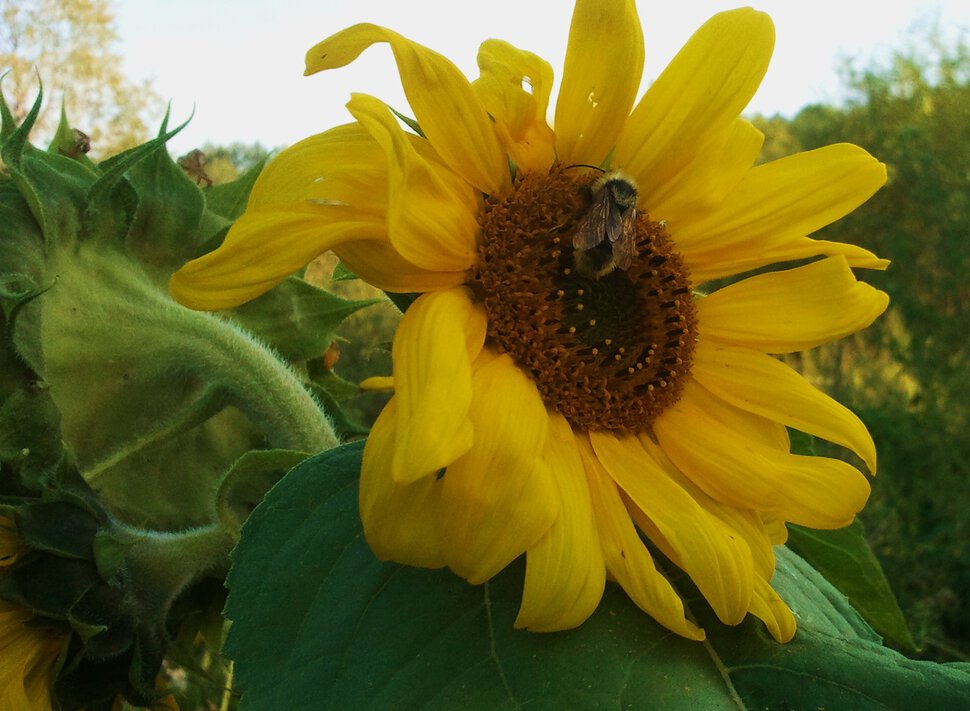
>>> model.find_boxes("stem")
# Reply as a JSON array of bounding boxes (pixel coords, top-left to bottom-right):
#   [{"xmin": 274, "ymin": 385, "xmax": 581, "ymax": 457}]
[
  {"xmin": 122, "ymin": 522, "xmax": 236, "ymax": 606},
  {"xmin": 166, "ymin": 307, "xmax": 338, "ymax": 452}
]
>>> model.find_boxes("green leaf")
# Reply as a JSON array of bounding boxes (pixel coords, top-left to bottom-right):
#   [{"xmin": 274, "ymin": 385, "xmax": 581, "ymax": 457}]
[
  {"xmin": 225, "ymin": 443, "xmax": 970, "ymax": 710},
  {"xmin": 204, "ymin": 158, "xmax": 265, "ymax": 221},
  {"xmin": 227, "ymin": 277, "xmax": 379, "ymax": 363},
  {"xmin": 788, "ymin": 520, "xmax": 916, "ymax": 650}
]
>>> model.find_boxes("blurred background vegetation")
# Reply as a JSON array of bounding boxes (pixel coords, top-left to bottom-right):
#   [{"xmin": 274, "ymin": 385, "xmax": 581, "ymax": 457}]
[
  {"xmin": 751, "ymin": 24, "xmax": 970, "ymax": 663},
  {"xmin": 3, "ymin": 0, "xmax": 967, "ymax": 671}
]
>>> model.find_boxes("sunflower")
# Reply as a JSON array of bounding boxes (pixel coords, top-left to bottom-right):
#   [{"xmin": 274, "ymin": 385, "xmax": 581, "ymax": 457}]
[
  {"xmin": 0, "ymin": 522, "xmax": 68, "ymax": 709},
  {"xmin": 170, "ymin": 2, "xmax": 889, "ymax": 641}
]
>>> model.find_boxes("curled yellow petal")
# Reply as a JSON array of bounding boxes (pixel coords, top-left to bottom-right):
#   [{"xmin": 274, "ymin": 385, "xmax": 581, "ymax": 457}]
[
  {"xmin": 391, "ymin": 288, "xmax": 486, "ymax": 484},
  {"xmin": 347, "ymin": 93, "xmax": 480, "ymax": 273},
  {"xmin": 555, "ymin": 0, "xmax": 644, "ymax": 166},
  {"xmin": 697, "ymin": 256, "xmax": 889, "ymax": 353},
  {"xmin": 359, "ymin": 375, "xmax": 394, "ymax": 392},
  {"xmin": 576, "ymin": 438, "xmax": 704, "ymax": 640},
  {"xmin": 360, "ymin": 399, "xmax": 446, "ymax": 568},
  {"xmin": 694, "ymin": 340, "xmax": 877, "ymax": 472},
  {"xmin": 438, "ymin": 354, "xmax": 557, "ymax": 584},
  {"xmin": 654, "ymin": 382, "xmax": 871, "ymax": 529},
  {"xmin": 333, "ymin": 240, "xmax": 468, "ymax": 294},
  {"xmin": 589, "ymin": 432, "xmax": 753, "ymax": 625},
  {"xmin": 473, "ymin": 39, "xmax": 556, "ymax": 173},
  {"xmin": 749, "ymin": 576, "xmax": 797, "ymax": 643},
  {"xmin": 247, "ymin": 123, "xmax": 387, "ymax": 212},
  {"xmin": 305, "ymin": 23, "xmax": 508, "ymax": 195},
  {"xmin": 169, "ymin": 209, "xmax": 383, "ymax": 310},
  {"xmin": 516, "ymin": 413, "xmax": 606, "ymax": 632}
]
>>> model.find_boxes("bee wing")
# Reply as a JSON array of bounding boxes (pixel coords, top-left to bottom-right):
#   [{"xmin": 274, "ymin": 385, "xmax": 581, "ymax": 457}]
[
  {"xmin": 611, "ymin": 208, "xmax": 638, "ymax": 270},
  {"xmin": 572, "ymin": 195, "xmax": 614, "ymax": 250}
]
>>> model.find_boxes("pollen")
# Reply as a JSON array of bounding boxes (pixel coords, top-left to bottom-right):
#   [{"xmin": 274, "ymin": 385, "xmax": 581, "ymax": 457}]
[{"xmin": 475, "ymin": 164, "xmax": 697, "ymax": 433}]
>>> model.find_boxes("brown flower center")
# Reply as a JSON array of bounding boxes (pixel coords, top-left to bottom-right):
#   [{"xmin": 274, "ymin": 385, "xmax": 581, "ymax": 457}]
[{"xmin": 474, "ymin": 165, "xmax": 697, "ymax": 433}]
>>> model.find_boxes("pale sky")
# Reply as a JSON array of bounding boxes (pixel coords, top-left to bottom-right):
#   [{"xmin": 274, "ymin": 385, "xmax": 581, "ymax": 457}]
[{"xmin": 114, "ymin": 1, "xmax": 968, "ymax": 155}]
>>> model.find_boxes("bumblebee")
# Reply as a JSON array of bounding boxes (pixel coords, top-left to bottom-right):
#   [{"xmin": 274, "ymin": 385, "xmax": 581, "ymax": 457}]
[{"xmin": 572, "ymin": 170, "xmax": 639, "ymax": 278}]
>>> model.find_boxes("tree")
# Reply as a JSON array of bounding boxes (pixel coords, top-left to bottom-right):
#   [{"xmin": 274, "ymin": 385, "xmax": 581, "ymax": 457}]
[{"xmin": 0, "ymin": 0, "xmax": 162, "ymax": 156}]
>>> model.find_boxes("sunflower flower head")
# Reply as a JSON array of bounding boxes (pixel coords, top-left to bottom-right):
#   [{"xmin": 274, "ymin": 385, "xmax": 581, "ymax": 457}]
[
  {"xmin": 0, "ymin": 519, "xmax": 67, "ymax": 709},
  {"xmin": 170, "ymin": 2, "xmax": 889, "ymax": 642}
]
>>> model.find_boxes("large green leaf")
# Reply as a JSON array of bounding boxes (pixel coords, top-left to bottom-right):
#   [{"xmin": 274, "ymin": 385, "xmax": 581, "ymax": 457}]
[
  {"xmin": 788, "ymin": 520, "xmax": 916, "ymax": 650},
  {"xmin": 225, "ymin": 443, "xmax": 970, "ymax": 710}
]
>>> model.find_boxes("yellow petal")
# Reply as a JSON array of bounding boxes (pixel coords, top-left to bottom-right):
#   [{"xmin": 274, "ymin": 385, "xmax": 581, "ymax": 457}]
[
  {"xmin": 359, "ymin": 375, "xmax": 394, "ymax": 392},
  {"xmin": 333, "ymin": 239, "xmax": 468, "ymax": 293},
  {"xmin": 359, "ymin": 399, "xmax": 446, "ymax": 568},
  {"xmin": 516, "ymin": 413, "xmax": 606, "ymax": 632},
  {"xmin": 247, "ymin": 123, "xmax": 387, "ymax": 213},
  {"xmin": 638, "ymin": 436, "xmax": 778, "ymax": 581},
  {"xmin": 305, "ymin": 24, "xmax": 508, "ymax": 195},
  {"xmin": 169, "ymin": 209, "xmax": 383, "ymax": 310},
  {"xmin": 697, "ymin": 256, "xmax": 889, "ymax": 353},
  {"xmin": 473, "ymin": 39, "xmax": 556, "ymax": 173},
  {"xmin": 347, "ymin": 93, "xmax": 480, "ymax": 273},
  {"xmin": 654, "ymin": 381, "xmax": 871, "ymax": 529},
  {"xmin": 391, "ymin": 288, "xmax": 486, "ymax": 484},
  {"xmin": 555, "ymin": 0, "xmax": 644, "ymax": 166},
  {"xmin": 749, "ymin": 575, "xmax": 797, "ymax": 643},
  {"xmin": 438, "ymin": 354, "xmax": 558, "ymax": 584},
  {"xmin": 688, "ymin": 237, "xmax": 890, "ymax": 285},
  {"xmin": 616, "ymin": 9, "xmax": 773, "ymax": 200},
  {"xmin": 694, "ymin": 340, "xmax": 877, "ymax": 472},
  {"xmin": 577, "ymin": 437, "xmax": 704, "ymax": 640},
  {"xmin": 589, "ymin": 431, "xmax": 752, "ymax": 625},
  {"xmin": 673, "ymin": 144, "xmax": 886, "ymax": 253},
  {"xmin": 646, "ymin": 118, "xmax": 764, "ymax": 223}
]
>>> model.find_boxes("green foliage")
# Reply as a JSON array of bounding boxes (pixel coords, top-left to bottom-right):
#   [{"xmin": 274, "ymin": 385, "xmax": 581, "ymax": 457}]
[
  {"xmin": 225, "ymin": 443, "xmax": 970, "ymax": 710},
  {"xmin": 197, "ymin": 141, "xmax": 275, "ymax": 184},
  {"xmin": 0, "ymin": 0, "xmax": 163, "ymax": 155}
]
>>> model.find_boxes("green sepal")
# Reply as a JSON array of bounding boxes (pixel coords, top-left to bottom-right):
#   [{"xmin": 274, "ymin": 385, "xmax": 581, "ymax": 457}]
[
  {"xmin": 384, "ymin": 290, "xmax": 419, "ymax": 313},
  {"xmin": 305, "ymin": 368, "xmax": 370, "ymax": 439},
  {"xmin": 122, "ymin": 134, "xmax": 206, "ymax": 273},
  {"xmin": 306, "ymin": 382, "xmax": 369, "ymax": 440},
  {"xmin": 0, "ymin": 385, "xmax": 64, "ymax": 490},
  {"xmin": 227, "ymin": 276, "xmax": 379, "ymax": 362},
  {"xmin": 390, "ymin": 106, "xmax": 425, "ymax": 137},
  {"xmin": 0, "ymin": 180, "xmax": 47, "ymax": 289},
  {"xmin": 83, "ymin": 116, "xmax": 190, "ymax": 245},
  {"xmin": 47, "ymin": 105, "xmax": 99, "ymax": 173},
  {"xmin": 0, "ymin": 552, "xmax": 101, "ymax": 620},
  {"xmin": 205, "ymin": 157, "xmax": 266, "ymax": 221},
  {"xmin": 331, "ymin": 261, "xmax": 359, "ymax": 282},
  {"xmin": 12, "ymin": 500, "xmax": 99, "ymax": 560},
  {"xmin": 214, "ymin": 449, "xmax": 310, "ymax": 537},
  {"xmin": 0, "ymin": 73, "xmax": 17, "ymax": 141}
]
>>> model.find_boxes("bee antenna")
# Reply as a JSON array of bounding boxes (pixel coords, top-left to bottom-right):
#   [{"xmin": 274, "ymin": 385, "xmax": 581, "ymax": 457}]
[{"xmin": 563, "ymin": 163, "xmax": 606, "ymax": 173}]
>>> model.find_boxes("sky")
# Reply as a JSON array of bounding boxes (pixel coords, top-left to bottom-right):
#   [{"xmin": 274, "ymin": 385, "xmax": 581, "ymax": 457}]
[{"xmin": 114, "ymin": 0, "xmax": 969, "ymax": 155}]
